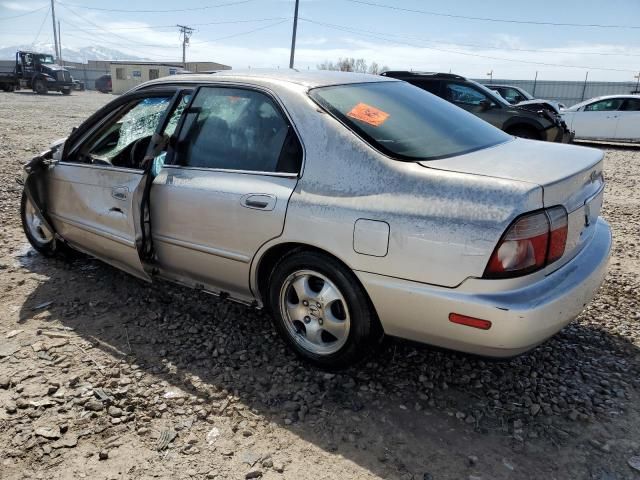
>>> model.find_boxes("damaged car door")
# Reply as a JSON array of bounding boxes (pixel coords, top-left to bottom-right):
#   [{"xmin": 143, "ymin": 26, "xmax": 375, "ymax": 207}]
[
  {"xmin": 45, "ymin": 91, "xmax": 176, "ymax": 280},
  {"xmin": 149, "ymin": 85, "xmax": 303, "ymax": 302}
]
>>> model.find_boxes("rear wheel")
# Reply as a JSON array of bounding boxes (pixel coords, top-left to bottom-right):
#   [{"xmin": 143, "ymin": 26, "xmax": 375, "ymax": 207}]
[
  {"xmin": 507, "ymin": 125, "xmax": 541, "ymax": 140},
  {"xmin": 61, "ymin": 88, "xmax": 71, "ymax": 95},
  {"xmin": 268, "ymin": 250, "xmax": 380, "ymax": 369},
  {"xmin": 34, "ymin": 79, "xmax": 48, "ymax": 95}
]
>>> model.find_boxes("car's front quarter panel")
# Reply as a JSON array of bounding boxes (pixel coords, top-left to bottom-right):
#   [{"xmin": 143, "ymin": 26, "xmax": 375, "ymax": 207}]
[{"xmin": 270, "ymin": 97, "xmax": 543, "ymax": 289}]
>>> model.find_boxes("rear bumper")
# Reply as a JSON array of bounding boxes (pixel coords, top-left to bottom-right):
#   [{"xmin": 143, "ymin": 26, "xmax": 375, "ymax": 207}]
[{"xmin": 357, "ymin": 218, "xmax": 611, "ymax": 357}]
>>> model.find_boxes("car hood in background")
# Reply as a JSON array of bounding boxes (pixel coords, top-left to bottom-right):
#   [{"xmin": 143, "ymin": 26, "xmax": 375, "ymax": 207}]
[
  {"xmin": 419, "ymin": 139, "xmax": 603, "ymax": 211},
  {"xmin": 515, "ymin": 99, "xmax": 562, "ymax": 114}
]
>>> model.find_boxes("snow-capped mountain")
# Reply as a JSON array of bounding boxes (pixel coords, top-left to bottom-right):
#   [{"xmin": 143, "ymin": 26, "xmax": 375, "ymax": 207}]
[{"xmin": 0, "ymin": 43, "xmax": 148, "ymax": 63}]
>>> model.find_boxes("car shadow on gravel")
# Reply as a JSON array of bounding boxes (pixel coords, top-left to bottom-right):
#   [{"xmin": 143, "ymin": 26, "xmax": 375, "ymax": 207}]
[
  {"xmin": 15, "ymin": 248, "xmax": 640, "ymax": 479},
  {"xmin": 574, "ymin": 141, "xmax": 640, "ymax": 151}
]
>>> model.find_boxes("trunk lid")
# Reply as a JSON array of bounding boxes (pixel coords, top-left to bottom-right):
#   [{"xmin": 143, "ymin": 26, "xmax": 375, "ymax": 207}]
[{"xmin": 420, "ymin": 138, "xmax": 605, "ymax": 270}]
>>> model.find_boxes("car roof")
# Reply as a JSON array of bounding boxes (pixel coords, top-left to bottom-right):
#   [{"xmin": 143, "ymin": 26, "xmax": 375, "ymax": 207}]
[
  {"xmin": 381, "ymin": 71, "xmax": 467, "ymax": 81},
  {"xmin": 139, "ymin": 69, "xmax": 399, "ymax": 90},
  {"xmin": 568, "ymin": 94, "xmax": 640, "ymax": 110},
  {"xmin": 484, "ymin": 84, "xmax": 522, "ymax": 89}
]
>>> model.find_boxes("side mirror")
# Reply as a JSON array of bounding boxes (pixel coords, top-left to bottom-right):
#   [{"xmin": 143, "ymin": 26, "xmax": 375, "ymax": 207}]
[{"xmin": 479, "ymin": 99, "xmax": 492, "ymax": 111}]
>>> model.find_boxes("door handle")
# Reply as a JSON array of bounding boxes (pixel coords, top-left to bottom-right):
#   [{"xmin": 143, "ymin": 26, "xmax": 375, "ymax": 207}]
[
  {"xmin": 245, "ymin": 199, "xmax": 269, "ymax": 209},
  {"xmin": 112, "ymin": 186, "xmax": 129, "ymax": 201},
  {"xmin": 241, "ymin": 194, "xmax": 276, "ymax": 211}
]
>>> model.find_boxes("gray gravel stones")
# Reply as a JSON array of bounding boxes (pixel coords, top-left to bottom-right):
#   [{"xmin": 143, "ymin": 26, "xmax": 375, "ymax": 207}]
[{"xmin": 35, "ymin": 426, "xmax": 61, "ymax": 439}]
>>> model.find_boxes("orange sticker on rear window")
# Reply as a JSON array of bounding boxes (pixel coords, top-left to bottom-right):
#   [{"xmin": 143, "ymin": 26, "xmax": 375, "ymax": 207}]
[{"xmin": 347, "ymin": 102, "xmax": 390, "ymax": 127}]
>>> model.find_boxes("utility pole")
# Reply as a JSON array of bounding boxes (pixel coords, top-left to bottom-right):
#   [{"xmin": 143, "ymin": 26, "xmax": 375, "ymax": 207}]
[
  {"xmin": 634, "ymin": 72, "xmax": 640, "ymax": 93},
  {"xmin": 289, "ymin": 0, "xmax": 300, "ymax": 69},
  {"xmin": 486, "ymin": 69, "xmax": 493, "ymax": 84},
  {"xmin": 532, "ymin": 71, "xmax": 538, "ymax": 96},
  {"xmin": 177, "ymin": 25, "xmax": 194, "ymax": 68},
  {"xmin": 51, "ymin": 0, "xmax": 60, "ymax": 61},
  {"xmin": 581, "ymin": 71, "xmax": 589, "ymax": 101},
  {"xmin": 58, "ymin": 20, "xmax": 63, "ymax": 66}
]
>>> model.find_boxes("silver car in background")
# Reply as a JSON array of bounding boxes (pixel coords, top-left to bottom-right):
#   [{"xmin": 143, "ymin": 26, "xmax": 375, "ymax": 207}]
[{"xmin": 21, "ymin": 71, "xmax": 611, "ymax": 368}]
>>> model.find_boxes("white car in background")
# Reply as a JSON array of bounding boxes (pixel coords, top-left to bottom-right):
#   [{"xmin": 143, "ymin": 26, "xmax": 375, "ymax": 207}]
[{"xmin": 561, "ymin": 95, "xmax": 640, "ymax": 143}]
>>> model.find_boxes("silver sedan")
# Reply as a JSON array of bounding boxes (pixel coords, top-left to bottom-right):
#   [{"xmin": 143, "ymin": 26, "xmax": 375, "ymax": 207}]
[{"xmin": 21, "ymin": 71, "xmax": 611, "ymax": 368}]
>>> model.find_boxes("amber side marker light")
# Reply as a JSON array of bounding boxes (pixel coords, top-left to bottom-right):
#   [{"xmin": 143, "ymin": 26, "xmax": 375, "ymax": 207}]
[{"xmin": 449, "ymin": 313, "xmax": 492, "ymax": 330}]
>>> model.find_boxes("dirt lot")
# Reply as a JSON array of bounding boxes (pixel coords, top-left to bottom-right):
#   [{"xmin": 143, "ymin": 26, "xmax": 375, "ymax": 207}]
[{"xmin": 0, "ymin": 90, "xmax": 639, "ymax": 480}]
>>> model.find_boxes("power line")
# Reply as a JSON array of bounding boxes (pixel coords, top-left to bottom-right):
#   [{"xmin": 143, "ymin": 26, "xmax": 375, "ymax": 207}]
[
  {"xmin": 303, "ymin": 19, "xmax": 640, "ymax": 58},
  {"xmin": 299, "ymin": 18, "xmax": 637, "ymax": 73},
  {"xmin": 56, "ymin": 0, "xmax": 254, "ymax": 14},
  {"xmin": 59, "ymin": 3, "xmax": 178, "ymax": 48},
  {"xmin": 190, "ymin": 19, "xmax": 289, "ymax": 44},
  {"xmin": 346, "ymin": 0, "xmax": 640, "ymax": 30},
  {"xmin": 31, "ymin": 7, "xmax": 51, "ymax": 46},
  {"xmin": 0, "ymin": 5, "xmax": 48, "ymax": 21},
  {"xmin": 62, "ymin": 17, "xmax": 288, "ymax": 33},
  {"xmin": 61, "ymin": 18, "xmax": 179, "ymax": 59}
]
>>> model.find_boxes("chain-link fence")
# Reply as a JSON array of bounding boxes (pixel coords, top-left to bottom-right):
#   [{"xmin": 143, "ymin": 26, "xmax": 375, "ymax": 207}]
[{"xmin": 476, "ymin": 78, "xmax": 639, "ymax": 107}]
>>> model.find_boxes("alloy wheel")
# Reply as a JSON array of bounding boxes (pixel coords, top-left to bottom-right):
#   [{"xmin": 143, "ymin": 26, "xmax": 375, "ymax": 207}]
[{"xmin": 279, "ymin": 269, "xmax": 351, "ymax": 356}]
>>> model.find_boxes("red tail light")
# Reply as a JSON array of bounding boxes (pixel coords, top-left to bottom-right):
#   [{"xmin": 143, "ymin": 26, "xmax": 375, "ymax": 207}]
[
  {"xmin": 484, "ymin": 206, "xmax": 568, "ymax": 278},
  {"xmin": 546, "ymin": 206, "xmax": 568, "ymax": 263}
]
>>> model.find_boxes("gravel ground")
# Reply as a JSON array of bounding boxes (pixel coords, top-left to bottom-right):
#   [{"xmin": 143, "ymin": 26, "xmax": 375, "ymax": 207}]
[{"xmin": 0, "ymin": 90, "xmax": 639, "ymax": 480}]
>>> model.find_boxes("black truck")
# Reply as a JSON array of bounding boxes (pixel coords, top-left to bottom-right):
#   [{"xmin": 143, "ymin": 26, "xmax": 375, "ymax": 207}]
[{"xmin": 0, "ymin": 51, "xmax": 74, "ymax": 95}]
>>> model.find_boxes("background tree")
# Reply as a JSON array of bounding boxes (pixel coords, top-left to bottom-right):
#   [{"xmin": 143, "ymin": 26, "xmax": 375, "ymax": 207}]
[{"xmin": 317, "ymin": 58, "xmax": 389, "ymax": 74}]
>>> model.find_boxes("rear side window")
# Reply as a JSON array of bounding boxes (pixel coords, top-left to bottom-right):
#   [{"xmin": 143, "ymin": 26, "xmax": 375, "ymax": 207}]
[
  {"xmin": 621, "ymin": 98, "xmax": 640, "ymax": 111},
  {"xmin": 175, "ymin": 87, "xmax": 301, "ymax": 173},
  {"xmin": 310, "ymin": 81, "xmax": 509, "ymax": 161},
  {"xmin": 413, "ymin": 79, "xmax": 441, "ymax": 95}
]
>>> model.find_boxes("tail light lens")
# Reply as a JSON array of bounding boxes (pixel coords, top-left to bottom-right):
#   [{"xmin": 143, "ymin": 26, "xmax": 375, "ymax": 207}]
[
  {"xmin": 484, "ymin": 206, "xmax": 568, "ymax": 278},
  {"xmin": 546, "ymin": 206, "xmax": 568, "ymax": 263}
]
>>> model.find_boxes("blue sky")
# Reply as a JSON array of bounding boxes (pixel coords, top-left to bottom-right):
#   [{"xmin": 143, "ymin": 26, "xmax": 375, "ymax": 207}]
[{"xmin": 1, "ymin": 0, "xmax": 639, "ymax": 81}]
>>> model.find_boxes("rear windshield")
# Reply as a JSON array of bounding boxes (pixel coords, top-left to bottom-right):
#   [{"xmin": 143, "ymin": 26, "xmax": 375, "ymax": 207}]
[{"xmin": 309, "ymin": 81, "xmax": 509, "ymax": 161}]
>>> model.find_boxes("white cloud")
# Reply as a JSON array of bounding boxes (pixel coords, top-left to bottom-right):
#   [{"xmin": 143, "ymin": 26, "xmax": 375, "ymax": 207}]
[{"xmin": 1, "ymin": 1, "xmax": 46, "ymax": 12}]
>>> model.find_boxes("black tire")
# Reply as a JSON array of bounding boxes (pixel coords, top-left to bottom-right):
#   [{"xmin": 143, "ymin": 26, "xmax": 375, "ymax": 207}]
[
  {"xmin": 20, "ymin": 191, "xmax": 59, "ymax": 257},
  {"xmin": 61, "ymin": 88, "xmax": 71, "ymax": 95},
  {"xmin": 507, "ymin": 125, "xmax": 541, "ymax": 140},
  {"xmin": 34, "ymin": 79, "xmax": 48, "ymax": 95},
  {"xmin": 267, "ymin": 250, "xmax": 381, "ymax": 369}
]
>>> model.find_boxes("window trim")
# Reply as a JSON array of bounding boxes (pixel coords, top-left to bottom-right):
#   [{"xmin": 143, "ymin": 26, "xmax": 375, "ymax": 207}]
[
  {"xmin": 165, "ymin": 83, "xmax": 304, "ymax": 176},
  {"xmin": 161, "ymin": 164, "xmax": 299, "ymax": 179}
]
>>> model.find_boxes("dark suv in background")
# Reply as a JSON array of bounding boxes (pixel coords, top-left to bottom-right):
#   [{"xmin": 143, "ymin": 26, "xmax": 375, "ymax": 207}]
[{"xmin": 382, "ymin": 71, "xmax": 572, "ymax": 142}]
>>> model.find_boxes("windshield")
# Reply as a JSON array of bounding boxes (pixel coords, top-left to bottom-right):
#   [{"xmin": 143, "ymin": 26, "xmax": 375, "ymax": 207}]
[
  {"xmin": 309, "ymin": 81, "xmax": 510, "ymax": 161},
  {"xmin": 36, "ymin": 54, "xmax": 55, "ymax": 64}
]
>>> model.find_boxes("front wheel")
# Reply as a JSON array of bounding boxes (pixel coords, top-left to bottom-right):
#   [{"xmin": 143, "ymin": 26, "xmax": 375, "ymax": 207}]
[
  {"xmin": 61, "ymin": 88, "xmax": 71, "ymax": 95},
  {"xmin": 21, "ymin": 192, "xmax": 57, "ymax": 256},
  {"xmin": 34, "ymin": 79, "xmax": 48, "ymax": 95},
  {"xmin": 507, "ymin": 125, "xmax": 541, "ymax": 140},
  {"xmin": 268, "ymin": 251, "xmax": 381, "ymax": 369}
]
